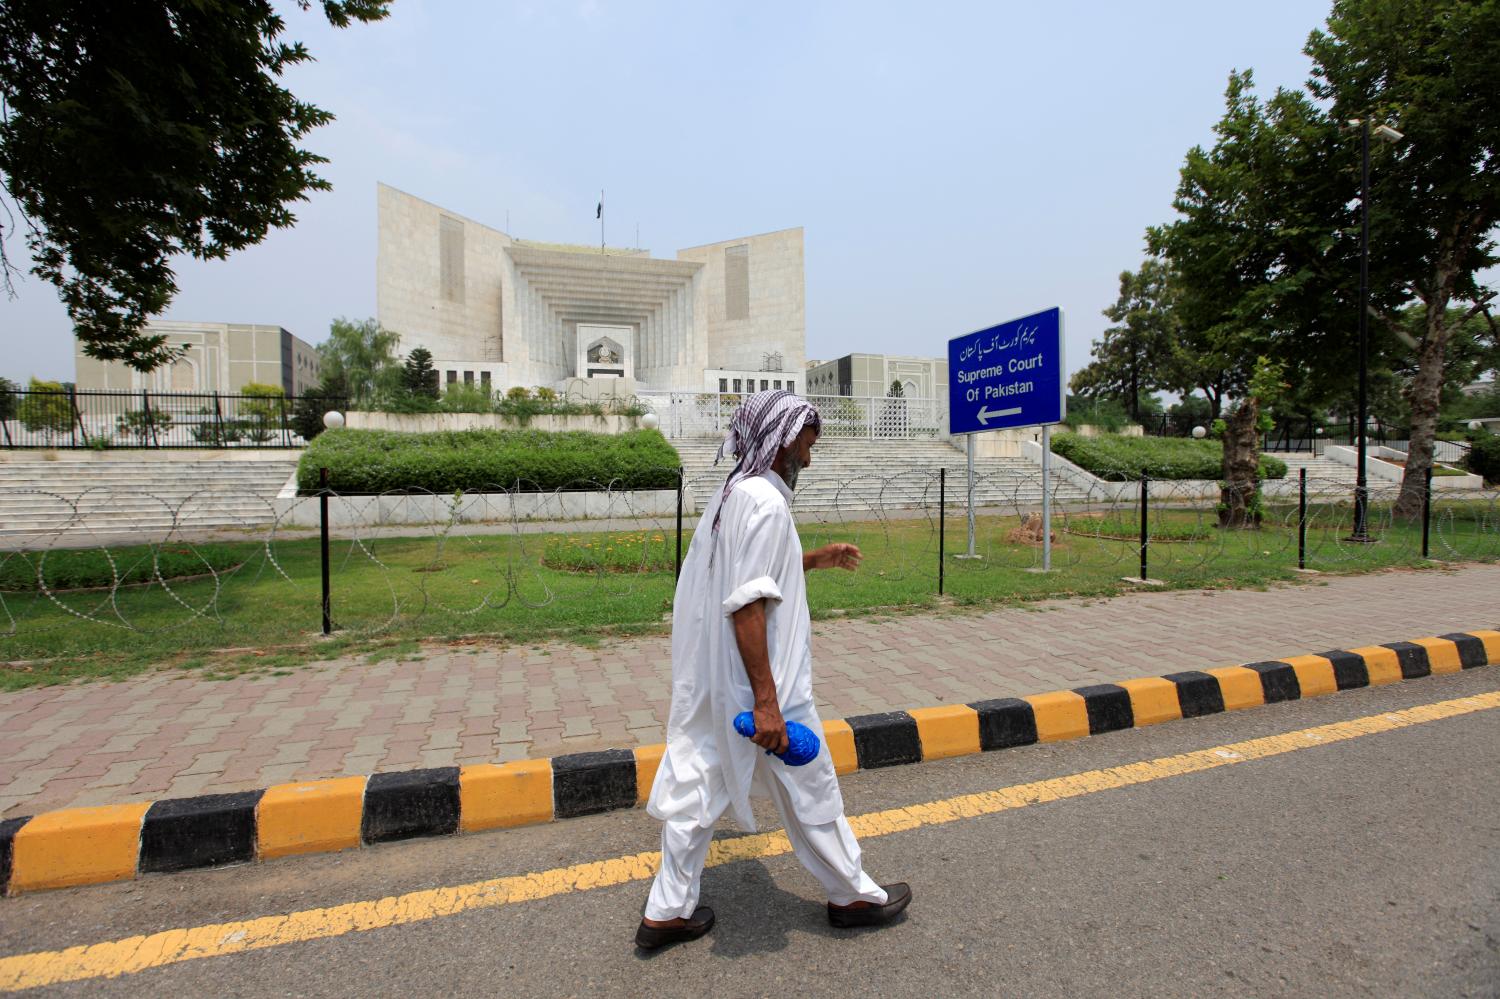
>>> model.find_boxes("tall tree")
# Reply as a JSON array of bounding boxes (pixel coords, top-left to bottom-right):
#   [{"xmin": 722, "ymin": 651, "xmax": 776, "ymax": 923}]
[
  {"xmin": 1305, "ymin": 0, "xmax": 1500, "ymax": 516},
  {"xmin": 0, "ymin": 1, "xmax": 391, "ymax": 370},
  {"xmin": 317, "ymin": 317, "xmax": 400, "ymax": 407},
  {"xmin": 1070, "ymin": 259, "xmax": 1178, "ymax": 422},
  {"xmin": 1149, "ymin": 72, "xmax": 1332, "ymax": 527},
  {"xmin": 402, "ymin": 347, "xmax": 440, "ymax": 399}
]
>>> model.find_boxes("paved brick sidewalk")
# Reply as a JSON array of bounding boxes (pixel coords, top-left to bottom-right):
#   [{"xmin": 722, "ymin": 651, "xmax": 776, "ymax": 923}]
[{"xmin": 2, "ymin": 564, "xmax": 1497, "ymax": 820}]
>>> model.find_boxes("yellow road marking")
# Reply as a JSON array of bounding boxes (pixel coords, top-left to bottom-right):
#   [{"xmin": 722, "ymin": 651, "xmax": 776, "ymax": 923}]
[{"xmin": 3, "ymin": 689, "xmax": 1498, "ymax": 992}]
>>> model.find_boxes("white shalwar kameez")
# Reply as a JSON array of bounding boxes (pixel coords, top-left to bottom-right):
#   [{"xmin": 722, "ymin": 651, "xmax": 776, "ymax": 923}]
[{"xmin": 644, "ymin": 470, "xmax": 886, "ymax": 921}]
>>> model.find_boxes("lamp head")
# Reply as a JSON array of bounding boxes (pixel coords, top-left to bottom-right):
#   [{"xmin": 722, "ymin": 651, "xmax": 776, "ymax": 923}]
[{"xmin": 323, "ymin": 411, "xmax": 345, "ymax": 431}]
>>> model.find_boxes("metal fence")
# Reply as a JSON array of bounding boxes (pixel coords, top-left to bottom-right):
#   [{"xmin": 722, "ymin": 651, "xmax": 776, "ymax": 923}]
[
  {"xmin": 2, "ymin": 464, "xmax": 1496, "ymax": 655},
  {"xmin": 0, "ymin": 390, "xmax": 345, "ymax": 449},
  {"xmin": 637, "ymin": 391, "xmax": 947, "ymax": 440}
]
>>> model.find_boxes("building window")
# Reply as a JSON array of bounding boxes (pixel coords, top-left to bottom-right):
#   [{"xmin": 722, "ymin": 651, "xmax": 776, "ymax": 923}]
[
  {"xmin": 481, "ymin": 371, "xmax": 491, "ymax": 389},
  {"xmin": 719, "ymin": 378, "xmax": 728, "ymax": 393},
  {"xmin": 733, "ymin": 378, "xmax": 742, "ymax": 393},
  {"xmin": 760, "ymin": 379, "xmax": 769, "ymax": 391},
  {"xmin": 774, "ymin": 380, "xmax": 782, "ymax": 390},
  {"xmin": 463, "ymin": 370, "xmax": 474, "ymax": 384},
  {"xmin": 724, "ymin": 244, "xmax": 749, "ymax": 320},
  {"xmin": 440, "ymin": 215, "xmax": 465, "ymax": 303},
  {"xmin": 447, "ymin": 370, "xmax": 458, "ymax": 385},
  {"xmin": 788, "ymin": 380, "xmax": 795, "ymax": 394}
]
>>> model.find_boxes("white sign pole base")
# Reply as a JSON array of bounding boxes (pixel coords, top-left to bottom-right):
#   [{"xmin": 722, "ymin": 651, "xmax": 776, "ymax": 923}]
[
  {"xmin": 956, "ymin": 431, "xmax": 983, "ymax": 560},
  {"xmin": 1025, "ymin": 425, "xmax": 1055, "ymax": 573}
]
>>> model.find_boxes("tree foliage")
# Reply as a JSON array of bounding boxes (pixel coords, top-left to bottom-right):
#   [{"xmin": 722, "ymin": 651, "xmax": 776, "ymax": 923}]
[
  {"xmin": 291, "ymin": 369, "xmax": 349, "ymax": 442},
  {"xmin": 401, "ymin": 347, "xmax": 440, "ymax": 400},
  {"xmin": 1304, "ymin": 0, "xmax": 1500, "ymax": 516},
  {"xmin": 316, "ymin": 317, "xmax": 401, "ymax": 407},
  {"xmin": 1070, "ymin": 259, "xmax": 1179, "ymax": 421},
  {"xmin": 0, "ymin": 1, "xmax": 391, "ymax": 370},
  {"xmin": 17, "ymin": 377, "xmax": 72, "ymax": 442}
]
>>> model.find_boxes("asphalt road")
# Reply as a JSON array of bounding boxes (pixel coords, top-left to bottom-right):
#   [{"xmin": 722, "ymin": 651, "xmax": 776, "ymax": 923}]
[{"xmin": 3, "ymin": 668, "xmax": 1498, "ymax": 998}]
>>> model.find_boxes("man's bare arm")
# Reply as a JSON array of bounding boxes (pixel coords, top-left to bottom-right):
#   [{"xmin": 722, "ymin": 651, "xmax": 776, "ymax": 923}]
[
  {"xmin": 804, "ymin": 542, "xmax": 862, "ymax": 573},
  {"xmin": 731, "ymin": 598, "xmax": 788, "ymax": 755}
]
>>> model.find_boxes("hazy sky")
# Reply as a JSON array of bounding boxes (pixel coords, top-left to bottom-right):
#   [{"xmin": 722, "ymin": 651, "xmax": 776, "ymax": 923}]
[{"xmin": 1, "ymin": 0, "xmax": 1337, "ymax": 386}]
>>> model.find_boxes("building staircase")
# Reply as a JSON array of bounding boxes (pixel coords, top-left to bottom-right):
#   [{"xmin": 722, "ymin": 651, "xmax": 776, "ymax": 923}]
[
  {"xmin": 671, "ymin": 438, "xmax": 1091, "ymax": 515},
  {"xmin": 0, "ymin": 454, "xmax": 297, "ymax": 540},
  {"xmin": 1264, "ymin": 451, "xmax": 1366, "ymax": 491}
]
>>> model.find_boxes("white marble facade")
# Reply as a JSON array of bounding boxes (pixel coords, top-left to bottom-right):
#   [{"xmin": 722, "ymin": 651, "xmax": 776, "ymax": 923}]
[{"xmin": 376, "ymin": 184, "xmax": 805, "ymax": 394}]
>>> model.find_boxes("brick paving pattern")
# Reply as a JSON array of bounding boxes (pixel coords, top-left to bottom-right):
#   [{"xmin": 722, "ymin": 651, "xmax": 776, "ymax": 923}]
[{"xmin": 2, "ymin": 564, "xmax": 1497, "ymax": 819}]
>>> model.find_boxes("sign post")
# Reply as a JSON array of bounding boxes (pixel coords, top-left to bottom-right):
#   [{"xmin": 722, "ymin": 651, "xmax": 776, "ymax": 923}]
[{"xmin": 947, "ymin": 307, "xmax": 1066, "ymax": 569}]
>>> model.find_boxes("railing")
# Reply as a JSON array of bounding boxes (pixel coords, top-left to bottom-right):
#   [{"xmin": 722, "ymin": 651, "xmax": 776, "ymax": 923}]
[
  {"xmin": 0, "ymin": 389, "xmax": 345, "ymax": 450},
  {"xmin": 637, "ymin": 391, "xmax": 947, "ymax": 440}
]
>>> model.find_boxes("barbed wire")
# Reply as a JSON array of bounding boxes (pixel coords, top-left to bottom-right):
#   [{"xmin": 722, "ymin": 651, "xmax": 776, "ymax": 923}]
[{"xmin": 1, "ymin": 469, "xmax": 1496, "ymax": 647}]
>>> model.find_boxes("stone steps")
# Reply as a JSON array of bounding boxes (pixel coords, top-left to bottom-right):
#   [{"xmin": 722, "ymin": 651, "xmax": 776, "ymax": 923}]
[
  {"xmin": 0, "ymin": 458, "xmax": 297, "ymax": 537},
  {"xmin": 671, "ymin": 439, "xmax": 1090, "ymax": 512}
]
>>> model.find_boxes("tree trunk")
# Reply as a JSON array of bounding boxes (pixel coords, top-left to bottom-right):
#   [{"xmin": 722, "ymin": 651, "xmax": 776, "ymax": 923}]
[
  {"xmin": 1219, "ymin": 397, "xmax": 1262, "ymax": 529},
  {"xmin": 1394, "ymin": 264, "xmax": 1459, "ymax": 520},
  {"xmin": 1394, "ymin": 316, "xmax": 1448, "ymax": 519}
]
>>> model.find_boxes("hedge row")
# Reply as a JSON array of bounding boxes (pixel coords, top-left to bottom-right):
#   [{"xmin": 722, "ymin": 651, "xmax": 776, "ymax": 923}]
[
  {"xmin": 1050, "ymin": 432, "xmax": 1288, "ymax": 482},
  {"xmin": 296, "ymin": 428, "xmax": 682, "ymax": 494}
]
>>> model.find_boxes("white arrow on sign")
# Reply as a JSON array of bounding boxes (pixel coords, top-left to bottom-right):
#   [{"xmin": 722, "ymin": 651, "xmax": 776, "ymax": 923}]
[{"xmin": 976, "ymin": 405, "xmax": 1022, "ymax": 426}]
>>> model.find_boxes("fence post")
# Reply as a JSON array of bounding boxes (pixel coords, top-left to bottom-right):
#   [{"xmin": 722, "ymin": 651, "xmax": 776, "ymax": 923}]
[
  {"xmin": 213, "ymin": 392, "xmax": 224, "ymax": 447},
  {"xmin": 1139, "ymin": 471, "xmax": 1150, "ymax": 581},
  {"xmin": 939, "ymin": 467, "xmax": 946, "ymax": 596},
  {"xmin": 1422, "ymin": 465, "xmax": 1433, "ymax": 559},
  {"xmin": 279, "ymin": 394, "xmax": 292, "ymax": 447},
  {"xmin": 675, "ymin": 465, "xmax": 684, "ymax": 581},
  {"xmin": 320, "ymin": 467, "xmax": 332, "ymax": 636},
  {"xmin": 142, "ymin": 390, "xmax": 160, "ymax": 448},
  {"xmin": 1298, "ymin": 467, "xmax": 1307, "ymax": 570},
  {"xmin": 68, "ymin": 385, "xmax": 89, "ymax": 447}
]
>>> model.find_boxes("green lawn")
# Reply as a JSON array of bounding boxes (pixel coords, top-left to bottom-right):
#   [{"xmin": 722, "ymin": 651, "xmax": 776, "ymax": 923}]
[{"xmin": 1, "ymin": 495, "xmax": 1495, "ymax": 690}]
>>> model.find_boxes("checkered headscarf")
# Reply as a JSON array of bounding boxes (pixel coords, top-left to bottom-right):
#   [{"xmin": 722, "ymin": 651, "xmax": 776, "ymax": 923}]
[{"xmin": 712, "ymin": 389, "xmax": 821, "ymax": 531}]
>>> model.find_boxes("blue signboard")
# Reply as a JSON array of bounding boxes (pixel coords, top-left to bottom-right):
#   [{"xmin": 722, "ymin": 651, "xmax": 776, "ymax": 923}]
[{"xmin": 947, "ymin": 307, "xmax": 1065, "ymax": 436}]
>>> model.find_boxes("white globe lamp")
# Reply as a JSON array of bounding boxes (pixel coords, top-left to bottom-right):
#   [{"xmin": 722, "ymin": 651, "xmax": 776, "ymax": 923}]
[
  {"xmin": 641, "ymin": 412, "xmax": 660, "ymax": 431},
  {"xmin": 1469, "ymin": 420, "xmax": 1484, "ymax": 432},
  {"xmin": 1191, "ymin": 425, "xmax": 1207, "ymax": 439},
  {"xmin": 323, "ymin": 410, "xmax": 345, "ymax": 431}
]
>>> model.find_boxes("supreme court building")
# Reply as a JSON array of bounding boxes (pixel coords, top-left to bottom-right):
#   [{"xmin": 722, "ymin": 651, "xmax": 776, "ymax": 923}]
[{"xmin": 376, "ymin": 184, "xmax": 807, "ymax": 396}]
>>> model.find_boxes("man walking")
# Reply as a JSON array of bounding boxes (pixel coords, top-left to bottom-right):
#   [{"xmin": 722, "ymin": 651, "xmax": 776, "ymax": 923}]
[{"xmin": 636, "ymin": 390, "xmax": 911, "ymax": 949}]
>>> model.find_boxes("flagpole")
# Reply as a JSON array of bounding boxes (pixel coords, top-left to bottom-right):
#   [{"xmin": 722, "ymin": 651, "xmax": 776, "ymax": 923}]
[{"xmin": 599, "ymin": 189, "xmax": 604, "ymax": 252}]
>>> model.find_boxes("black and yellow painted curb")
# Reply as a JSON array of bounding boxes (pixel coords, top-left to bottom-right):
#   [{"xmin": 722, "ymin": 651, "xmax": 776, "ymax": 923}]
[{"xmin": 1, "ymin": 629, "xmax": 1496, "ymax": 896}]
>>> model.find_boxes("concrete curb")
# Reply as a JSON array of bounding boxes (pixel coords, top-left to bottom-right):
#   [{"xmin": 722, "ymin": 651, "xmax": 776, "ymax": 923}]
[{"xmin": 2, "ymin": 629, "xmax": 1496, "ymax": 896}]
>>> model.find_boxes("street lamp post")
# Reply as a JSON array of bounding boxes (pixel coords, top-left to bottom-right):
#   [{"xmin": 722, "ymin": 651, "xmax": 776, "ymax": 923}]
[{"xmin": 1349, "ymin": 118, "xmax": 1403, "ymax": 542}]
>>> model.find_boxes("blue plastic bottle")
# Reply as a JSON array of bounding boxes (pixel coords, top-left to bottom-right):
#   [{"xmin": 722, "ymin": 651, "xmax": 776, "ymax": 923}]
[{"xmin": 732, "ymin": 711, "xmax": 821, "ymax": 766}]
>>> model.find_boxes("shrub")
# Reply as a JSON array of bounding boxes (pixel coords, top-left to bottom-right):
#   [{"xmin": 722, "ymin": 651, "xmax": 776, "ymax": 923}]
[
  {"xmin": 297, "ymin": 427, "xmax": 682, "ymax": 494},
  {"xmin": 1466, "ymin": 434, "xmax": 1500, "ymax": 484},
  {"xmin": 439, "ymin": 382, "xmax": 494, "ymax": 414},
  {"xmin": 1050, "ymin": 431, "xmax": 1287, "ymax": 481},
  {"xmin": 114, "ymin": 407, "xmax": 173, "ymax": 444},
  {"xmin": 18, "ymin": 378, "xmax": 73, "ymax": 442},
  {"xmin": 237, "ymin": 382, "xmax": 287, "ymax": 440}
]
